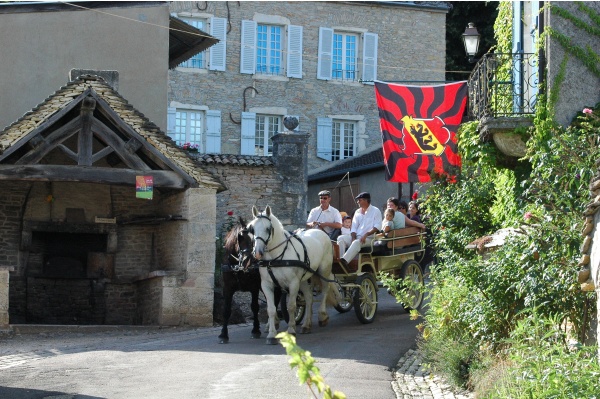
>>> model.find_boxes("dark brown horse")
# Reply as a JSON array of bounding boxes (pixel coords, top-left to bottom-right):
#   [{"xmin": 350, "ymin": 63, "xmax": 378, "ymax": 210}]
[{"xmin": 218, "ymin": 217, "xmax": 281, "ymax": 344}]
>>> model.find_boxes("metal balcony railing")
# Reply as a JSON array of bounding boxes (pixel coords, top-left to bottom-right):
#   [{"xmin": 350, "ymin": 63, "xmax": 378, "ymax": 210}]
[{"xmin": 467, "ymin": 52, "xmax": 539, "ymax": 120}]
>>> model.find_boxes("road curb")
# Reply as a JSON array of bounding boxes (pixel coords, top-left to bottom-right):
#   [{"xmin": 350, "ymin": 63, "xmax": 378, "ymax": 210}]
[{"xmin": 392, "ymin": 348, "xmax": 474, "ymax": 399}]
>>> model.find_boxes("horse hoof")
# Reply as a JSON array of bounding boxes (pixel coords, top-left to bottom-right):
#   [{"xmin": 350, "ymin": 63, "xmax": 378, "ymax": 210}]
[
  {"xmin": 318, "ymin": 317, "xmax": 329, "ymax": 327},
  {"xmin": 266, "ymin": 337, "xmax": 278, "ymax": 345},
  {"xmin": 219, "ymin": 338, "xmax": 229, "ymax": 344},
  {"xmin": 301, "ymin": 327, "xmax": 311, "ymax": 334},
  {"xmin": 251, "ymin": 332, "xmax": 261, "ymax": 339}
]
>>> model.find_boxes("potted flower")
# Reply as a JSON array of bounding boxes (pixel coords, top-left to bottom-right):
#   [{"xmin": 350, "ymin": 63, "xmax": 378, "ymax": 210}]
[{"xmin": 181, "ymin": 142, "xmax": 199, "ymax": 153}]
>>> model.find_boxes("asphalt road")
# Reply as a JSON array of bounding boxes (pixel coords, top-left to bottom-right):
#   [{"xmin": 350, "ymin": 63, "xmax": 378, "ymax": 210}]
[{"xmin": 0, "ymin": 287, "xmax": 420, "ymax": 399}]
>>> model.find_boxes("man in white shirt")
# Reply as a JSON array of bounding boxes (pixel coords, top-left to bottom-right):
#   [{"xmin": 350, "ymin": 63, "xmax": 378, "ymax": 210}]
[
  {"xmin": 306, "ymin": 190, "xmax": 342, "ymax": 238},
  {"xmin": 338, "ymin": 192, "xmax": 382, "ymax": 267}
]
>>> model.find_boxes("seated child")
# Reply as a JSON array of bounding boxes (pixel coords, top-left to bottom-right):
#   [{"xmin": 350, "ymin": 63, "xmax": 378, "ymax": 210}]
[
  {"xmin": 341, "ymin": 215, "xmax": 352, "ymax": 235},
  {"xmin": 380, "ymin": 208, "xmax": 395, "ymax": 235}
]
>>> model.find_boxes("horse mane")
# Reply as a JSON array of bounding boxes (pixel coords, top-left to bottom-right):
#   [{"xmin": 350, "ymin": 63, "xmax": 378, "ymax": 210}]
[{"xmin": 223, "ymin": 217, "xmax": 247, "ymax": 258}]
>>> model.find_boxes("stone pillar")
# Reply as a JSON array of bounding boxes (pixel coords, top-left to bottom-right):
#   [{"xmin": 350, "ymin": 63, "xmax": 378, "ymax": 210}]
[
  {"xmin": 0, "ymin": 267, "xmax": 13, "ymax": 331},
  {"xmin": 272, "ymin": 130, "xmax": 309, "ymax": 229}
]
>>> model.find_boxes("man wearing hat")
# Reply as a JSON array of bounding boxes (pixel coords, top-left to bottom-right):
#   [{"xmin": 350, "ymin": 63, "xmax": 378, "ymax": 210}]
[
  {"xmin": 337, "ymin": 192, "xmax": 382, "ymax": 268},
  {"xmin": 306, "ymin": 190, "xmax": 343, "ymax": 238}
]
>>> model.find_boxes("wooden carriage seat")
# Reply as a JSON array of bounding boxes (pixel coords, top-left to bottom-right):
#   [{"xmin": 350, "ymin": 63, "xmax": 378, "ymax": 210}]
[{"xmin": 365, "ymin": 227, "xmax": 423, "ymax": 256}]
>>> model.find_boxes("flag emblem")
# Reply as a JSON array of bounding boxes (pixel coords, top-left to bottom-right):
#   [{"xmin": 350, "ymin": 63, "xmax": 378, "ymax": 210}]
[{"xmin": 375, "ymin": 81, "xmax": 468, "ymax": 183}]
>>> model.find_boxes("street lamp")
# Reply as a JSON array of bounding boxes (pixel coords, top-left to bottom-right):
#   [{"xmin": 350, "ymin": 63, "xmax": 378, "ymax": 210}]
[{"xmin": 462, "ymin": 22, "xmax": 481, "ymax": 63}]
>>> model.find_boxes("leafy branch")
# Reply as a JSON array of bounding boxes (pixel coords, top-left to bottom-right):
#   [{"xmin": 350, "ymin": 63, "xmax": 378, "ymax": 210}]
[{"xmin": 277, "ymin": 332, "xmax": 346, "ymax": 399}]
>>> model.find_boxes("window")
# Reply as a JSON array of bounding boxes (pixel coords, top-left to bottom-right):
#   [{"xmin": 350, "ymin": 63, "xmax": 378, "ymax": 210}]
[
  {"xmin": 167, "ymin": 106, "xmax": 222, "ymax": 154},
  {"xmin": 331, "ymin": 120, "xmax": 355, "ymax": 160},
  {"xmin": 256, "ymin": 25, "xmax": 282, "ymax": 75},
  {"xmin": 255, "ymin": 114, "xmax": 281, "ymax": 155},
  {"xmin": 174, "ymin": 110, "xmax": 203, "ymax": 148},
  {"xmin": 316, "ymin": 116, "xmax": 363, "ymax": 161},
  {"xmin": 317, "ymin": 27, "xmax": 378, "ymax": 83},
  {"xmin": 241, "ymin": 20, "xmax": 303, "ymax": 78},
  {"xmin": 179, "ymin": 18, "xmax": 206, "ymax": 68},
  {"xmin": 174, "ymin": 16, "xmax": 227, "ymax": 71},
  {"xmin": 240, "ymin": 111, "xmax": 298, "ymax": 156},
  {"xmin": 332, "ymin": 32, "xmax": 358, "ymax": 81}
]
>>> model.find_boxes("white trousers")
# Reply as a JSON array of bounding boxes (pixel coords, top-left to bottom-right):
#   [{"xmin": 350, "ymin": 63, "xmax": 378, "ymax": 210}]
[{"xmin": 337, "ymin": 235, "xmax": 374, "ymax": 263}]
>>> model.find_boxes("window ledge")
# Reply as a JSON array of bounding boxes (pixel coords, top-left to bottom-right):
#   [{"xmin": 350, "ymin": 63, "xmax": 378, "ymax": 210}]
[
  {"xmin": 252, "ymin": 74, "xmax": 289, "ymax": 82},
  {"xmin": 174, "ymin": 67, "xmax": 208, "ymax": 74},
  {"xmin": 326, "ymin": 79, "xmax": 363, "ymax": 87}
]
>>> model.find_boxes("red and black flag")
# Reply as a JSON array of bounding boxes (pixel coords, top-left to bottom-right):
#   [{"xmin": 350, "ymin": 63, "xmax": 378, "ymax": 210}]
[{"xmin": 374, "ymin": 81, "xmax": 468, "ymax": 182}]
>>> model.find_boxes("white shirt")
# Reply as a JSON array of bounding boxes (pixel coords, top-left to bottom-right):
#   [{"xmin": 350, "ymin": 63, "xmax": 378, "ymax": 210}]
[
  {"xmin": 306, "ymin": 205, "xmax": 342, "ymax": 234},
  {"xmin": 351, "ymin": 204, "xmax": 382, "ymax": 238}
]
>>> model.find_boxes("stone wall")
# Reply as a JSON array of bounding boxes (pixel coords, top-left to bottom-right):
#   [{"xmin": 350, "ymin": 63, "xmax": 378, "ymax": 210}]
[
  {"xmin": 546, "ymin": 2, "xmax": 600, "ymax": 127},
  {"xmin": 3, "ymin": 180, "xmax": 216, "ymax": 327}
]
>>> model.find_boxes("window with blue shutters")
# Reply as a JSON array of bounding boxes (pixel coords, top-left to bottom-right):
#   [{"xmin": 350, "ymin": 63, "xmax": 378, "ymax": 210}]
[
  {"xmin": 241, "ymin": 20, "xmax": 303, "ymax": 78},
  {"xmin": 318, "ymin": 28, "xmax": 378, "ymax": 84}
]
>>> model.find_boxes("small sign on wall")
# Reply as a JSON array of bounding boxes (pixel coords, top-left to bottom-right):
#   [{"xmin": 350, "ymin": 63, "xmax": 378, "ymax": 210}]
[{"xmin": 136, "ymin": 176, "xmax": 153, "ymax": 200}]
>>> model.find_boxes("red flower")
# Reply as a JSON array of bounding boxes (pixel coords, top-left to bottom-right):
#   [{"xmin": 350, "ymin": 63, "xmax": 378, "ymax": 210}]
[
  {"xmin": 227, "ymin": 211, "xmax": 234, "ymax": 216},
  {"xmin": 412, "ymin": 192, "xmax": 418, "ymax": 200},
  {"xmin": 447, "ymin": 175, "xmax": 457, "ymax": 184}
]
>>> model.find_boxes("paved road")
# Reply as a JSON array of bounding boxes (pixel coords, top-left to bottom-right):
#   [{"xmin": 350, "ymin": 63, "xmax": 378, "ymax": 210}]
[{"xmin": 0, "ymin": 287, "xmax": 419, "ymax": 399}]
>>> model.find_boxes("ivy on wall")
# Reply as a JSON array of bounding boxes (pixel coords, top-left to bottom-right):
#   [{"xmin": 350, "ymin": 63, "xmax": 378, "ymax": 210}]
[{"xmin": 546, "ymin": 3, "xmax": 600, "ymax": 78}]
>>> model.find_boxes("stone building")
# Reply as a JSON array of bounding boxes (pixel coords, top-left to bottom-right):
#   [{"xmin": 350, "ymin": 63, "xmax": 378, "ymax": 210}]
[
  {"xmin": 167, "ymin": 1, "xmax": 450, "ymax": 172},
  {"xmin": 0, "ymin": 75, "xmax": 223, "ymax": 328}
]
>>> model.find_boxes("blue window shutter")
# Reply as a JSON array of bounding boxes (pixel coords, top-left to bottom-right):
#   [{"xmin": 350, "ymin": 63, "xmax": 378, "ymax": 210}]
[
  {"xmin": 240, "ymin": 20, "xmax": 257, "ymax": 74},
  {"xmin": 205, "ymin": 110, "xmax": 221, "ymax": 154},
  {"xmin": 316, "ymin": 117, "xmax": 332, "ymax": 161},
  {"xmin": 240, "ymin": 112, "xmax": 256, "ymax": 155},
  {"xmin": 317, "ymin": 27, "xmax": 333, "ymax": 80},
  {"xmin": 287, "ymin": 25, "xmax": 303, "ymax": 78},
  {"xmin": 167, "ymin": 107, "xmax": 176, "ymax": 135},
  {"xmin": 362, "ymin": 32, "xmax": 378, "ymax": 84},
  {"xmin": 209, "ymin": 17, "xmax": 227, "ymax": 71}
]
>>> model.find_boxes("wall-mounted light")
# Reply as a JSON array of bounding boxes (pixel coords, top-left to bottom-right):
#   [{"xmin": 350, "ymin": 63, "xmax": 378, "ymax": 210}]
[{"xmin": 462, "ymin": 22, "xmax": 481, "ymax": 63}]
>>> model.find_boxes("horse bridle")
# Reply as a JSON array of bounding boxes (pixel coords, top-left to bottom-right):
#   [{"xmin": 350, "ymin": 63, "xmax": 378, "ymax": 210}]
[{"xmin": 250, "ymin": 214, "xmax": 274, "ymax": 247}]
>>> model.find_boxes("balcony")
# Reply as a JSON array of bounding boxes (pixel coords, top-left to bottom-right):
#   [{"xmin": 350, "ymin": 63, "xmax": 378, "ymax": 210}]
[{"xmin": 467, "ymin": 52, "xmax": 539, "ymax": 159}]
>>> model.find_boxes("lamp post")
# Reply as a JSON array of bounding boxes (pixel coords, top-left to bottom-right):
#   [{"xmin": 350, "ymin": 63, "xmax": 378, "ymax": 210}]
[{"xmin": 462, "ymin": 22, "xmax": 481, "ymax": 63}]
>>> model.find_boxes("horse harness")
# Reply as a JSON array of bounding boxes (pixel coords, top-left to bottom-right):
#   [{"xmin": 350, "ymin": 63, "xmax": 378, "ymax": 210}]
[{"xmin": 251, "ymin": 214, "xmax": 335, "ymax": 290}]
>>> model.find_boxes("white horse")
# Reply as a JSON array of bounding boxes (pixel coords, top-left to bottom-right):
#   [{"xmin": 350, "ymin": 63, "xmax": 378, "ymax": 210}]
[{"xmin": 248, "ymin": 205, "xmax": 340, "ymax": 345}]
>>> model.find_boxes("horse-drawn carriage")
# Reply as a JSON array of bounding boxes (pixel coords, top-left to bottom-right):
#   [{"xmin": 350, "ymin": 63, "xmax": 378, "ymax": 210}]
[
  {"xmin": 235, "ymin": 205, "xmax": 428, "ymax": 344},
  {"xmin": 329, "ymin": 226, "xmax": 427, "ymax": 324}
]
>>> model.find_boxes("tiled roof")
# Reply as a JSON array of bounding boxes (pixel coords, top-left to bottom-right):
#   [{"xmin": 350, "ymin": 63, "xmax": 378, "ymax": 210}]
[
  {"xmin": 195, "ymin": 153, "xmax": 275, "ymax": 167},
  {"xmin": 308, "ymin": 144, "xmax": 384, "ymax": 181},
  {"xmin": 0, "ymin": 74, "xmax": 225, "ymax": 191}
]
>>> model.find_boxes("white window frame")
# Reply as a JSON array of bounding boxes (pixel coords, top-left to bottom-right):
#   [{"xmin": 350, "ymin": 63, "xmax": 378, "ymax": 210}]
[
  {"xmin": 316, "ymin": 115, "xmax": 364, "ymax": 161},
  {"xmin": 178, "ymin": 17, "xmax": 207, "ymax": 69},
  {"xmin": 332, "ymin": 31, "xmax": 358, "ymax": 81},
  {"xmin": 256, "ymin": 24, "xmax": 283, "ymax": 76},
  {"xmin": 255, "ymin": 114, "xmax": 281, "ymax": 156},
  {"xmin": 240, "ymin": 108, "xmax": 298, "ymax": 156},
  {"xmin": 173, "ymin": 14, "xmax": 227, "ymax": 72},
  {"xmin": 240, "ymin": 15, "xmax": 303, "ymax": 79},
  {"xmin": 331, "ymin": 119, "xmax": 356, "ymax": 161},
  {"xmin": 167, "ymin": 104, "xmax": 222, "ymax": 154},
  {"xmin": 317, "ymin": 27, "xmax": 378, "ymax": 84}
]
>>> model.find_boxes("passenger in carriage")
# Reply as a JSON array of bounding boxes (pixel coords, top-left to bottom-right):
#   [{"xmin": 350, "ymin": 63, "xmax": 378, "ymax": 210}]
[
  {"xmin": 337, "ymin": 192, "xmax": 382, "ymax": 268},
  {"xmin": 408, "ymin": 200, "xmax": 422, "ymax": 224},
  {"xmin": 386, "ymin": 197, "xmax": 425, "ymax": 230},
  {"xmin": 341, "ymin": 215, "xmax": 352, "ymax": 235},
  {"xmin": 306, "ymin": 190, "xmax": 343, "ymax": 239},
  {"xmin": 381, "ymin": 208, "xmax": 395, "ymax": 235}
]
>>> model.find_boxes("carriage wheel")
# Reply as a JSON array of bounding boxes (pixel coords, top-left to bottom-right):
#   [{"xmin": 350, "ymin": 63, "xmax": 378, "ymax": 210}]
[
  {"xmin": 353, "ymin": 274, "xmax": 377, "ymax": 324},
  {"xmin": 334, "ymin": 284, "xmax": 353, "ymax": 313},
  {"xmin": 399, "ymin": 260, "xmax": 424, "ymax": 311},
  {"xmin": 280, "ymin": 291, "xmax": 306, "ymax": 325}
]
